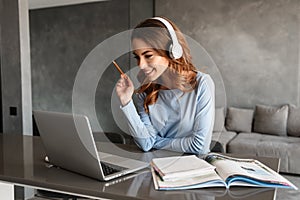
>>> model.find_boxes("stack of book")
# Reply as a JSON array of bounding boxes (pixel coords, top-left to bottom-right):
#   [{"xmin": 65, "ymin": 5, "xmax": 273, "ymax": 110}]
[{"xmin": 150, "ymin": 153, "xmax": 298, "ymax": 191}]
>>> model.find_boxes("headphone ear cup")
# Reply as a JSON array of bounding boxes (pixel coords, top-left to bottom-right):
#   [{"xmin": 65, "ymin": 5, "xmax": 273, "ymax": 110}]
[
  {"xmin": 170, "ymin": 43, "xmax": 183, "ymax": 60},
  {"xmin": 169, "ymin": 44, "xmax": 174, "ymax": 59}
]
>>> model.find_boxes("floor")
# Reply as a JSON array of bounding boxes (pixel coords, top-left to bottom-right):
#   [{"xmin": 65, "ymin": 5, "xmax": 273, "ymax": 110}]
[{"xmin": 276, "ymin": 174, "xmax": 300, "ymax": 200}]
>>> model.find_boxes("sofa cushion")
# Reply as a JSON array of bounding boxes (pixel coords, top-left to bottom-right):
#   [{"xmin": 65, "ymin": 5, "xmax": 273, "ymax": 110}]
[
  {"xmin": 287, "ymin": 104, "xmax": 300, "ymax": 137},
  {"xmin": 227, "ymin": 132, "xmax": 300, "ymax": 174},
  {"xmin": 225, "ymin": 107, "xmax": 254, "ymax": 133},
  {"xmin": 253, "ymin": 104, "xmax": 288, "ymax": 136},
  {"xmin": 213, "ymin": 107, "xmax": 225, "ymax": 132}
]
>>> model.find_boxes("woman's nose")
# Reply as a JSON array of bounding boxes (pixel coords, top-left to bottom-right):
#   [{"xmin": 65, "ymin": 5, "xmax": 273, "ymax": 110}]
[{"xmin": 138, "ymin": 58, "xmax": 147, "ymax": 69}]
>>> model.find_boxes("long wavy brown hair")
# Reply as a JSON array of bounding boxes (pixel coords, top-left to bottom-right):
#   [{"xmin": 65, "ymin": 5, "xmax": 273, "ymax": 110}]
[{"xmin": 132, "ymin": 17, "xmax": 198, "ymax": 113}]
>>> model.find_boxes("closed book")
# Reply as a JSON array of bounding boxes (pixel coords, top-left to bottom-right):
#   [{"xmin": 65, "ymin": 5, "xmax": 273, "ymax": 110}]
[{"xmin": 151, "ymin": 155, "xmax": 215, "ymax": 181}]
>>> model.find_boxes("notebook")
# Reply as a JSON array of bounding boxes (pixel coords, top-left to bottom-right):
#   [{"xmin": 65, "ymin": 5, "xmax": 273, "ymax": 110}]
[{"xmin": 33, "ymin": 110, "xmax": 148, "ymax": 181}]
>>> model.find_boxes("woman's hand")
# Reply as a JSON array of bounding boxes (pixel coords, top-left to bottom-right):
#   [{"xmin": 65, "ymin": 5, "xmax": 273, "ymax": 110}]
[{"xmin": 116, "ymin": 74, "xmax": 134, "ymax": 106}]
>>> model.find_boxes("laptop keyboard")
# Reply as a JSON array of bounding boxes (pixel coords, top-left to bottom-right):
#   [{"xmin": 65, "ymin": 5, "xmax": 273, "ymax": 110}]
[{"xmin": 100, "ymin": 162, "xmax": 127, "ymax": 176}]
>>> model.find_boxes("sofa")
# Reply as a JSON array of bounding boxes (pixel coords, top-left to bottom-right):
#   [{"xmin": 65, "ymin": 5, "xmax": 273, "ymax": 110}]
[{"xmin": 212, "ymin": 104, "xmax": 300, "ymax": 174}]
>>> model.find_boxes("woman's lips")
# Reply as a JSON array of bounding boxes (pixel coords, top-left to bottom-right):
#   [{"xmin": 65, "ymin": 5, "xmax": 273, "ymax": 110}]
[{"xmin": 144, "ymin": 68, "xmax": 155, "ymax": 76}]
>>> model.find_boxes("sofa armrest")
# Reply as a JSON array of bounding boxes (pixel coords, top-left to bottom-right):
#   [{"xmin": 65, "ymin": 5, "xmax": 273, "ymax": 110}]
[
  {"xmin": 212, "ymin": 131, "xmax": 237, "ymax": 153},
  {"xmin": 210, "ymin": 140, "xmax": 225, "ymax": 153}
]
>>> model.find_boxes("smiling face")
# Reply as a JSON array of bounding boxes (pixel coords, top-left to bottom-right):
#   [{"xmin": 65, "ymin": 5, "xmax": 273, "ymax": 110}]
[{"xmin": 132, "ymin": 38, "xmax": 169, "ymax": 82}]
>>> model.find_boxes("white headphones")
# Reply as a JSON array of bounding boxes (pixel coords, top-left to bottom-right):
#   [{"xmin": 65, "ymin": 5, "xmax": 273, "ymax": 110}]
[{"xmin": 152, "ymin": 17, "xmax": 183, "ymax": 59}]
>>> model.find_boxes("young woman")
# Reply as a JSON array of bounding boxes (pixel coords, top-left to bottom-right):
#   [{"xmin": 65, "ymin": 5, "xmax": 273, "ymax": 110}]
[{"xmin": 116, "ymin": 17, "xmax": 215, "ymax": 154}]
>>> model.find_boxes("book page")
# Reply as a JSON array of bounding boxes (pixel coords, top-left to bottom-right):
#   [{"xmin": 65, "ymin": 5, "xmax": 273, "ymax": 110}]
[
  {"xmin": 205, "ymin": 154, "xmax": 255, "ymax": 180},
  {"xmin": 205, "ymin": 153, "xmax": 297, "ymax": 189}
]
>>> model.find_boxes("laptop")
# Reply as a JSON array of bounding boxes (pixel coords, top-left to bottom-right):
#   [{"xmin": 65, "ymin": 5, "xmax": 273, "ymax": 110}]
[{"xmin": 33, "ymin": 110, "xmax": 149, "ymax": 181}]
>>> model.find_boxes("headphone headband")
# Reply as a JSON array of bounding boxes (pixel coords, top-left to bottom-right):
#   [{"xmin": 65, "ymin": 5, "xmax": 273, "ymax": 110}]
[{"xmin": 152, "ymin": 17, "xmax": 183, "ymax": 59}]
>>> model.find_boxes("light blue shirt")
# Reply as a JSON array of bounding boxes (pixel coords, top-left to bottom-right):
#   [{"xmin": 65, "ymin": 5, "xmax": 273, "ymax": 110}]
[{"xmin": 120, "ymin": 71, "xmax": 215, "ymax": 154}]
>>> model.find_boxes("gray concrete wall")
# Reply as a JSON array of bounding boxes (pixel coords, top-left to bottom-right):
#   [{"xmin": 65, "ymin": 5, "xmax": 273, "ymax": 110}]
[
  {"xmin": 155, "ymin": 0, "xmax": 300, "ymax": 108},
  {"xmin": 30, "ymin": 0, "xmax": 153, "ymax": 134},
  {"xmin": 30, "ymin": 0, "xmax": 300, "ymax": 134}
]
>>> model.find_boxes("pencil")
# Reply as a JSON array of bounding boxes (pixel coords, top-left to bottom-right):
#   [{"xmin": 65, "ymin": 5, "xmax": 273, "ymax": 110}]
[{"xmin": 112, "ymin": 60, "xmax": 125, "ymax": 75}]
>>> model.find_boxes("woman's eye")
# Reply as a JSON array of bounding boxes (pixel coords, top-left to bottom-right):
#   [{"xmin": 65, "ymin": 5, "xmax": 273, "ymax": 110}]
[{"xmin": 145, "ymin": 54, "xmax": 153, "ymax": 59}]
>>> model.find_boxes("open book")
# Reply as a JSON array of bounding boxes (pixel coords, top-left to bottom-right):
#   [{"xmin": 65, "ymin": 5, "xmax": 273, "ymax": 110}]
[{"xmin": 151, "ymin": 153, "xmax": 298, "ymax": 190}]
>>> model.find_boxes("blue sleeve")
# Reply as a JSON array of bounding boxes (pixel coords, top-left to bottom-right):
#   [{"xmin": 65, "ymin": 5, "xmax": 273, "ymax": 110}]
[
  {"xmin": 152, "ymin": 75, "xmax": 215, "ymax": 154},
  {"xmin": 120, "ymin": 94, "xmax": 159, "ymax": 151}
]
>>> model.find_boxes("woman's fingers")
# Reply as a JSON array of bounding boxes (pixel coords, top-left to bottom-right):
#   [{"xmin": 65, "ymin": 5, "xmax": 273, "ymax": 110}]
[
  {"xmin": 120, "ymin": 74, "xmax": 133, "ymax": 87},
  {"xmin": 115, "ymin": 75, "xmax": 134, "ymax": 106}
]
